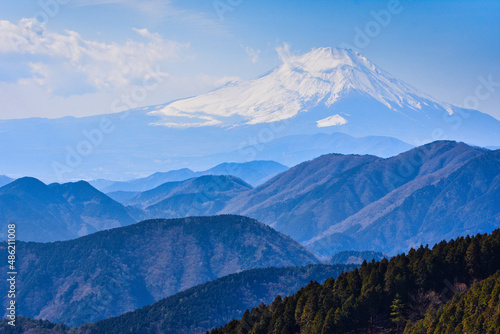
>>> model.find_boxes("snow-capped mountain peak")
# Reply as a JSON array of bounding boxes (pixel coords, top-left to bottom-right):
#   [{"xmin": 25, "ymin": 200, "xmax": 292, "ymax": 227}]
[{"xmin": 150, "ymin": 47, "xmax": 454, "ymax": 128}]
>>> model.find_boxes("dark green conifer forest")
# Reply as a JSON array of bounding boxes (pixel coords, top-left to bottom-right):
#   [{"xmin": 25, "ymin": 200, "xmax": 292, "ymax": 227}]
[{"xmin": 210, "ymin": 230, "xmax": 500, "ymax": 334}]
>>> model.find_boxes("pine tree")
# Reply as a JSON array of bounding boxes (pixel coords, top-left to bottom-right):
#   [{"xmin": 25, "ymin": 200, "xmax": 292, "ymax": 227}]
[
  {"xmin": 237, "ymin": 309, "xmax": 251, "ymax": 334},
  {"xmin": 390, "ymin": 293, "xmax": 405, "ymax": 332},
  {"xmin": 466, "ymin": 238, "xmax": 481, "ymax": 279},
  {"xmin": 321, "ymin": 309, "xmax": 336, "ymax": 334}
]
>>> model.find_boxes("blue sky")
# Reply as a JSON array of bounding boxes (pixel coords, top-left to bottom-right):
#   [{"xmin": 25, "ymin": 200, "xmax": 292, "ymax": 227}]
[{"xmin": 0, "ymin": 0, "xmax": 499, "ymax": 119}]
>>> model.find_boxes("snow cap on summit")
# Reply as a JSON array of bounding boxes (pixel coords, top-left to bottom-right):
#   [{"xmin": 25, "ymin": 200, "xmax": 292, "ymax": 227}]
[{"xmin": 151, "ymin": 46, "xmax": 453, "ymax": 128}]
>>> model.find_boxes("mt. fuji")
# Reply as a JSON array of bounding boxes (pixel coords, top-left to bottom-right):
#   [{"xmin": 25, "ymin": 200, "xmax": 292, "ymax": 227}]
[
  {"xmin": 0, "ymin": 47, "xmax": 498, "ymax": 181},
  {"xmin": 151, "ymin": 47, "xmax": 499, "ymax": 146}
]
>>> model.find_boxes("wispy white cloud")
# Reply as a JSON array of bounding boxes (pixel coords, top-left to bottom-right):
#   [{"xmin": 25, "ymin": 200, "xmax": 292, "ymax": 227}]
[
  {"xmin": 276, "ymin": 42, "xmax": 292, "ymax": 63},
  {"xmin": 0, "ymin": 18, "xmax": 240, "ymax": 119},
  {"xmin": 244, "ymin": 46, "xmax": 261, "ymax": 63},
  {"xmin": 0, "ymin": 18, "xmax": 188, "ymax": 93},
  {"xmin": 0, "ymin": 70, "xmax": 241, "ymax": 119}
]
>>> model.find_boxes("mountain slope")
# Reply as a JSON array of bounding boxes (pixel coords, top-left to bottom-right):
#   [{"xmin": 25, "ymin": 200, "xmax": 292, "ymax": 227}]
[
  {"xmin": 49, "ymin": 181, "xmax": 137, "ymax": 232},
  {"xmin": 0, "ymin": 215, "xmax": 319, "ymax": 326},
  {"xmin": 126, "ymin": 175, "xmax": 251, "ymax": 209},
  {"xmin": 310, "ymin": 148, "xmax": 500, "ymax": 255},
  {"xmin": 127, "ymin": 175, "xmax": 252, "ymax": 219},
  {"xmin": 4, "ymin": 231, "xmax": 500, "ymax": 333},
  {"xmin": 202, "ymin": 160, "xmax": 289, "ymax": 187},
  {"xmin": 106, "ymin": 190, "xmax": 140, "ymax": 203},
  {"xmin": 223, "ymin": 141, "xmax": 486, "ymax": 245},
  {"xmin": 0, "ymin": 175, "xmax": 13, "ymax": 187},
  {"xmin": 97, "ymin": 168, "xmax": 197, "ymax": 193},
  {"xmin": 78, "ymin": 265, "xmax": 355, "ymax": 334},
  {"xmin": 0, "ymin": 265, "xmax": 355, "ymax": 334},
  {"xmin": 0, "ymin": 177, "xmax": 94, "ymax": 242},
  {"xmin": 0, "ymin": 178, "xmax": 137, "ymax": 242}
]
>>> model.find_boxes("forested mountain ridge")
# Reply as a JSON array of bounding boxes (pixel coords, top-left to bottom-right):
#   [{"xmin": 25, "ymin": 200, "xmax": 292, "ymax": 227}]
[
  {"xmin": 77, "ymin": 265, "xmax": 356, "ymax": 334},
  {"xmin": 0, "ymin": 265, "xmax": 357, "ymax": 334},
  {"xmin": 0, "ymin": 215, "xmax": 319, "ymax": 326},
  {"xmin": 210, "ymin": 229, "xmax": 500, "ymax": 333}
]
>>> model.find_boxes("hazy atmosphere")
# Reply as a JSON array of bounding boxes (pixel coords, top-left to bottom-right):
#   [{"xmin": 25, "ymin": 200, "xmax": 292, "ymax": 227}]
[{"xmin": 1, "ymin": 1, "xmax": 499, "ymax": 333}]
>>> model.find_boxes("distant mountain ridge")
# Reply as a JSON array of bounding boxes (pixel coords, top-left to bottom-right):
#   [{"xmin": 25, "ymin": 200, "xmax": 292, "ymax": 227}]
[
  {"xmin": 2, "ymin": 141, "xmax": 498, "ymax": 254},
  {"xmin": 128, "ymin": 175, "xmax": 252, "ymax": 220},
  {"xmin": 92, "ymin": 160, "xmax": 288, "ymax": 193},
  {"xmin": 308, "ymin": 145, "xmax": 500, "ymax": 255},
  {"xmin": 0, "ymin": 215, "xmax": 319, "ymax": 326},
  {"xmin": 0, "ymin": 177, "xmax": 137, "ymax": 242},
  {"xmin": 49, "ymin": 181, "xmax": 136, "ymax": 233},
  {"xmin": 96, "ymin": 141, "xmax": 500, "ymax": 258},
  {"xmin": 221, "ymin": 141, "xmax": 498, "ymax": 255},
  {"xmin": 197, "ymin": 132, "xmax": 414, "ymax": 171}
]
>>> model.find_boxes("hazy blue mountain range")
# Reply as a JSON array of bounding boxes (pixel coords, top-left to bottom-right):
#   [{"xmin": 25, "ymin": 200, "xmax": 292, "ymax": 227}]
[
  {"xmin": 222, "ymin": 141, "xmax": 498, "ymax": 255},
  {"xmin": 309, "ymin": 147, "xmax": 500, "ymax": 256},
  {"xmin": 2, "ymin": 141, "xmax": 498, "ymax": 257},
  {"xmin": 92, "ymin": 160, "xmax": 288, "ymax": 193},
  {"xmin": 107, "ymin": 141, "xmax": 499, "ymax": 258},
  {"xmin": 105, "ymin": 190, "xmax": 140, "ymax": 203},
  {"xmin": 0, "ymin": 215, "xmax": 319, "ymax": 326},
  {"xmin": 187, "ymin": 132, "xmax": 414, "ymax": 172},
  {"xmin": 49, "ymin": 181, "xmax": 137, "ymax": 232},
  {"xmin": 0, "ymin": 177, "xmax": 137, "ymax": 242},
  {"xmin": 126, "ymin": 175, "xmax": 252, "ymax": 219},
  {"xmin": 200, "ymin": 161, "xmax": 288, "ymax": 187},
  {"xmin": 0, "ymin": 113, "xmax": 413, "ymax": 184}
]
